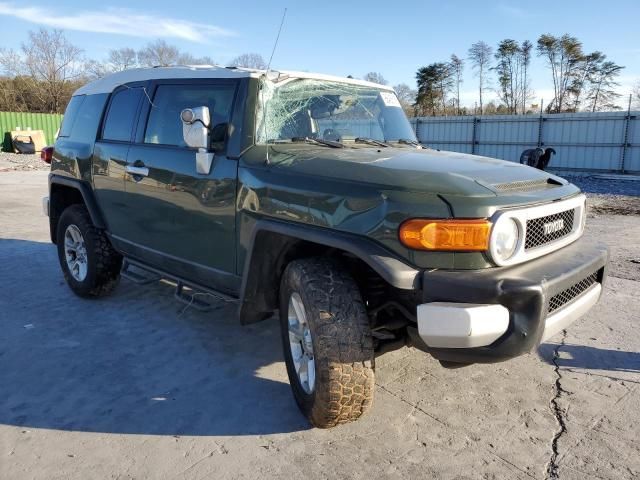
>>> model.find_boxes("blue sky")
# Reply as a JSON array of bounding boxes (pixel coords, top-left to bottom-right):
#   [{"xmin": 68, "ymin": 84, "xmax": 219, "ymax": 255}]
[{"xmin": 1, "ymin": 0, "xmax": 639, "ymax": 107}]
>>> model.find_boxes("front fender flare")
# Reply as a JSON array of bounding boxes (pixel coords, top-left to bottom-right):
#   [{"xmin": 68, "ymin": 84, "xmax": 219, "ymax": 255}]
[{"xmin": 238, "ymin": 219, "xmax": 420, "ymax": 324}]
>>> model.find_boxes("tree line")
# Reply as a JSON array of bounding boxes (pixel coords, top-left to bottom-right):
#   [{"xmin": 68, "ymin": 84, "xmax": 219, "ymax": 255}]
[
  {"xmin": 0, "ymin": 29, "xmax": 636, "ymax": 116},
  {"xmin": 366, "ymin": 34, "xmax": 630, "ymax": 116},
  {"xmin": 410, "ymin": 34, "xmax": 626, "ymax": 116},
  {"xmin": 0, "ymin": 29, "xmax": 267, "ymax": 114}
]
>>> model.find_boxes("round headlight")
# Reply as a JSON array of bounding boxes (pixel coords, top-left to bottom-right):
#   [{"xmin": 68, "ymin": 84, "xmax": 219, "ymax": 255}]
[{"xmin": 491, "ymin": 217, "xmax": 520, "ymax": 262}]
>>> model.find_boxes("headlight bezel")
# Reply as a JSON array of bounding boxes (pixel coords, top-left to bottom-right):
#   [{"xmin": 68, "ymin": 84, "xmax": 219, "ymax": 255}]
[{"xmin": 488, "ymin": 215, "xmax": 522, "ymax": 263}]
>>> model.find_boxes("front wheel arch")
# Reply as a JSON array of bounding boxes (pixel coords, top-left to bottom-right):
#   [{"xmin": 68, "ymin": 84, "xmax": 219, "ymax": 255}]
[{"xmin": 237, "ymin": 220, "xmax": 420, "ymax": 325}]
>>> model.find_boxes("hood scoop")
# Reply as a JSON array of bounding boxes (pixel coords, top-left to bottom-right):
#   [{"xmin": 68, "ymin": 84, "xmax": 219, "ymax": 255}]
[{"xmin": 492, "ymin": 177, "xmax": 563, "ymax": 193}]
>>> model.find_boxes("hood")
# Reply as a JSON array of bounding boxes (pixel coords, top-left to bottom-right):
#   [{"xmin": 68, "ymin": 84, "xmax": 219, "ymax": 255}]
[{"xmin": 266, "ymin": 146, "xmax": 569, "ymax": 198}]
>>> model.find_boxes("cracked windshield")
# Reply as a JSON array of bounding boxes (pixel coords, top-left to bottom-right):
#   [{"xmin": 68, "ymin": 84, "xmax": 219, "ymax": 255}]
[{"xmin": 256, "ymin": 77, "xmax": 418, "ymax": 147}]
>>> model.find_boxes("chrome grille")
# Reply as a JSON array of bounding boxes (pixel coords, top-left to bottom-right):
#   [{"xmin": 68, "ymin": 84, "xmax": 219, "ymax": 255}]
[
  {"xmin": 525, "ymin": 208, "xmax": 576, "ymax": 250},
  {"xmin": 548, "ymin": 272, "xmax": 599, "ymax": 314}
]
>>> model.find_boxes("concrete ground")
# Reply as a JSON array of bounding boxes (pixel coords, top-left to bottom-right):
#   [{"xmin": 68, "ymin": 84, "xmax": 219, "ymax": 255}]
[{"xmin": 1, "ymin": 170, "xmax": 639, "ymax": 480}]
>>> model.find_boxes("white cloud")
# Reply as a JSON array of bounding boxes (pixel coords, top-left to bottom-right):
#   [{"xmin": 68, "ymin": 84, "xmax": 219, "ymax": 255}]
[{"xmin": 0, "ymin": 3, "xmax": 236, "ymax": 43}]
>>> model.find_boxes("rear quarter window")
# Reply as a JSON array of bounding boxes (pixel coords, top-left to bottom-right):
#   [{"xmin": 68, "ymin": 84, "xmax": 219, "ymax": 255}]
[
  {"xmin": 68, "ymin": 94, "xmax": 108, "ymax": 143},
  {"xmin": 58, "ymin": 95, "xmax": 85, "ymax": 137}
]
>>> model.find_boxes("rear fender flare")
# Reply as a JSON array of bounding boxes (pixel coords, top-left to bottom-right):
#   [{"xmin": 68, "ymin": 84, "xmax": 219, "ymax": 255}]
[{"xmin": 49, "ymin": 174, "xmax": 107, "ymax": 241}]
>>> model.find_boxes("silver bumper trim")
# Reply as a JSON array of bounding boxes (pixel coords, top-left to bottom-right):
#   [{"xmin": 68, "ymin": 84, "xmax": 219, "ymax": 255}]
[
  {"xmin": 417, "ymin": 302, "xmax": 510, "ymax": 348},
  {"xmin": 42, "ymin": 196, "xmax": 49, "ymax": 217}
]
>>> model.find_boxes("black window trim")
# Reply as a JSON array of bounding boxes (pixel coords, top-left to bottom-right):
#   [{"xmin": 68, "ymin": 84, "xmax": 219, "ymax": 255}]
[
  {"xmin": 136, "ymin": 79, "xmax": 240, "ymax": 155},
  {"xmin": 99, "ymin": 85, "xmax": 145, "ymax": 144}
]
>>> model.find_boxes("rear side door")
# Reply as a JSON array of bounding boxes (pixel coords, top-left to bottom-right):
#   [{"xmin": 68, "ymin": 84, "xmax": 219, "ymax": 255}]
[
  {"xmin": 92, "ymin": 86, "xmax": 143, "ymax": 238},
  {"xmin": 121, "ymin": 81, "xmax": 239, "ymax": 292}
]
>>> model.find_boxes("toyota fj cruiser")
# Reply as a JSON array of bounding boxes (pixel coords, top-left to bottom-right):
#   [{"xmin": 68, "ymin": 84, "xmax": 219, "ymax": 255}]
[{"xmin": 44, "ymin": 66, "xmax": 608, "ymax": 428}]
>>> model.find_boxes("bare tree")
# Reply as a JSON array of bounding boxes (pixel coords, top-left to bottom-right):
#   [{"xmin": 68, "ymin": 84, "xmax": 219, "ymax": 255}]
[
  {"xmin": 83, "ymin": 59, "xmax": 110, "ymax": 80},
  {"xmin": 0, "ymin": 48, "xmax": 21, "ymax": 76},
  {"xmin": 633, "ymin": 81, "xmax": 640, "ymax": 109},
  {"xmin": 109, "ymin": 48, "xmax": 137, "ymax": 71},
  {"xmin": 175, "ymin": 52, "xmax": 216, "ymax": 65},
  {"xmin": 363, "ymin": 72, "xmax": 388, "ymax": 85},
  {"xmin": 1, "ymin": 29, "xmax": 85, "ymax": 113},
  {"xmin": 229, "ymin": 53, "xmax": 267, "ymax": 69},
  {"xmin": 449, "ymin": 55, "xmax": 464, "ymax": 115},
  {"xmin": 394, "ymin": 83, "xmax": 417, "ymax": 116},
  {"xmin": 468, "ymin": 41, "xmax": 492, "ymax": 115},
  {"xmin": 137, "ymin": 40, "xmax": 180, "ymax": 67}
]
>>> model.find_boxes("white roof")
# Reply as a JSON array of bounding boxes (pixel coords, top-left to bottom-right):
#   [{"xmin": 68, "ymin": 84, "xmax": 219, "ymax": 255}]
[{"xmin": 74, "ymin": 65, "xmax": 395, "ymax": 95}]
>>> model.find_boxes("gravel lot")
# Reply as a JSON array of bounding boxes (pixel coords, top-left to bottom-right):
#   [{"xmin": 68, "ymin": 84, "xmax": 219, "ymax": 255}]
[
  {"xmin": 0, "ymin": 152, "xmax": 50, "ymax": 172},
  {"xmin": 0, "ymin": 170, "xmax": 638, "ymax": 480}
]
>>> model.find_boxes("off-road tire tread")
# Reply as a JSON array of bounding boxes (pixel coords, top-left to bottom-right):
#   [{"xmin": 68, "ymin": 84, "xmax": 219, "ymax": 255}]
[
  {"xmin": 57, "ymin": 204, "xmax": 122, "ymax": 297},
  {"xmin": 281, "ymin": 258, "xmax": 375, "ymax": 428}
]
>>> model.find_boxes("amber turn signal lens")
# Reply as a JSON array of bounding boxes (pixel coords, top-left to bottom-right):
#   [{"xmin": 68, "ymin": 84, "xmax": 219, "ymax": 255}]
[{"xmin": 399, "ymin": 219, "xmax": 491, "ymax": 251}]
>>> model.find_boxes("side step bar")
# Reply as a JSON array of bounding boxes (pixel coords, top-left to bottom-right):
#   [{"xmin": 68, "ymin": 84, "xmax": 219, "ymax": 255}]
[
  {"xmin": 121, "ymin": 259, "xmax": 161, "ymax": 285},
  {"xmin": 121, "ymin": 258, "xmax": 238, "ymax": 312},
  {"xmin": 175, "ymin": 281, "xmax": 218, "ymax": 312}
]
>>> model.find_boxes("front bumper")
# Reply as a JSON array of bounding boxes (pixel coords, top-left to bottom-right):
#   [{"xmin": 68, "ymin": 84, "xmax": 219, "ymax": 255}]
[{"xmin": 409, "ymin": 238, "xmax": 608, "ymax": 364}]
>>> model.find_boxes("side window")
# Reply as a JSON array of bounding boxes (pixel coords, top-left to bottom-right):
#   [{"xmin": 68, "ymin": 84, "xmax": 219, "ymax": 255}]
[
  {"xmin": 63, "ymin": 94, "xmax": 109, "ymax": 143},
  {"xmin": 102, "ymin": 88, "xmax": 142, "ymax": 142},
  {"xmin": 58, "ymin": 95, "xmax": 85, "ymax": 137},
  {"xmin": 144, "ymin": 83, "xmax": 236, "ymax": 150}
]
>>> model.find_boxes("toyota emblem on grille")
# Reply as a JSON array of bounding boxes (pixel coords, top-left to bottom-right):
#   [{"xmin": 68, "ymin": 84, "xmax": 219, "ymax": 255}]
[{"xmin": 543, "ymin": 219, "xmax": 565, "ymax": 235}]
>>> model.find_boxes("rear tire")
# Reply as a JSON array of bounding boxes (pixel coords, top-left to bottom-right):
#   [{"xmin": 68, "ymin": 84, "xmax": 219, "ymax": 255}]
[
  {"xmin": 279, "ymin": 258, "xmax": 375, "ymax": 428},
  {"xmin": 56, "ymin": 204, "xmax": 122, "ymax": 297}
]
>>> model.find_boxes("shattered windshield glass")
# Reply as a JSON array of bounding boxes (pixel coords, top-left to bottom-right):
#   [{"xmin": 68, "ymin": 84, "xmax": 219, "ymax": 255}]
[{"xmin": 256, "ymin": 77, "xmax": 417, "ymax": 145}]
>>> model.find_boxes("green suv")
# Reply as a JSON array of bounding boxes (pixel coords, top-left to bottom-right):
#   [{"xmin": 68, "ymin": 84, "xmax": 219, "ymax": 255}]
[{"xmin": 44, "ymin": 66, "xmax": 608, "ymax": 428}]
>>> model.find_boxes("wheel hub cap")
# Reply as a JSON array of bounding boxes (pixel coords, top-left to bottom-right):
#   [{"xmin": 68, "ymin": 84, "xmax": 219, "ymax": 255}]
[
  {"xmin": 288, "ymin": 292, "xmax": 315, "ymax": 394},
  {"xmin": 64, "ymin": 224, "xmax": 88, "ymax": 281}
]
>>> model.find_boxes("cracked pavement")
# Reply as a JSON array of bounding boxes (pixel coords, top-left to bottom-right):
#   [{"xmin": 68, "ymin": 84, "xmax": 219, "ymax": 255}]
[
  {"xmin": 546, "ymin": 330, "xmax": 568, "ymax": 479},
  {"xmin": 1, "ymin": 170, "xmax": 639, "ymax": 479}
]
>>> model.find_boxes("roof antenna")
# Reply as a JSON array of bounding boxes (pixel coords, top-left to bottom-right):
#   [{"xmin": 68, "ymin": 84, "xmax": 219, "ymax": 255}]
[
  {"xmin": 263, "ymin": 7, "xmax": 287, "ymax": 166},
  {"xmin": 267, "ymin": 8, "xmax": 287, "ymax": 72}
]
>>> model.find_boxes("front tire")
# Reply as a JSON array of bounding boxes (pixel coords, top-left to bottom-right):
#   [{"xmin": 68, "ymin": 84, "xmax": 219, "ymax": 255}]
[
  {"xmin": 56, "ymin": 204, "xmax": 122, "ymax": 297},
  {"xmin": 279, "ymin": 258, "xmax": 375, "ymax": 428}
]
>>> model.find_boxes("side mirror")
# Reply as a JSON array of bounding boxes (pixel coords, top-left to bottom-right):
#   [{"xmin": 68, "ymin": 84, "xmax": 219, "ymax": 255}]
[
  {"xmin": 181, "ymin": 106, "xmax": 210, "ymax": 150},
  {"xmin": 180, "ymin": 106, "xmax": 214, "ymax": 175}
]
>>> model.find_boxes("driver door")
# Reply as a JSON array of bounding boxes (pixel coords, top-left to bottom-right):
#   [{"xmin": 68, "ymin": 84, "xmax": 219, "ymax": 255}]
[{"xmin": 119, "ymin": 80, "xmax": 239, "ymax": 292}]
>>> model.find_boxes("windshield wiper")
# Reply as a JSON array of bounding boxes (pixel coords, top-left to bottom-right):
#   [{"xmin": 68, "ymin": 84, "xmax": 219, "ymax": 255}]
[
  {"xmin": 355, "ymin": 137, "xmax": 390, "ymax": 147},
  {"xmin": 291, "ymin": 136, "xmax": 344, "ymax": 148}
]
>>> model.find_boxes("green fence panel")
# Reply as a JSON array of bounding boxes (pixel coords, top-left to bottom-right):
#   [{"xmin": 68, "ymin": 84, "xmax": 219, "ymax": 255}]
[{"xmin": 0, "ymin": 111, "xmax": 63, "ymax": 152}]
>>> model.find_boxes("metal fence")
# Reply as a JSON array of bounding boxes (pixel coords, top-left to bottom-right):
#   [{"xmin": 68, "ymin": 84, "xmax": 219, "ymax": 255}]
[
  {"xmin": 411, "ymin": 111, "xmax": 640, "ymax": 174},
  {"xmin": 2, "ymin": 109, "xmax": 639, "ymax": 173},
  {"xmin": 0, "ymin": 111, "xmax": 63, "ymax": 152}
]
